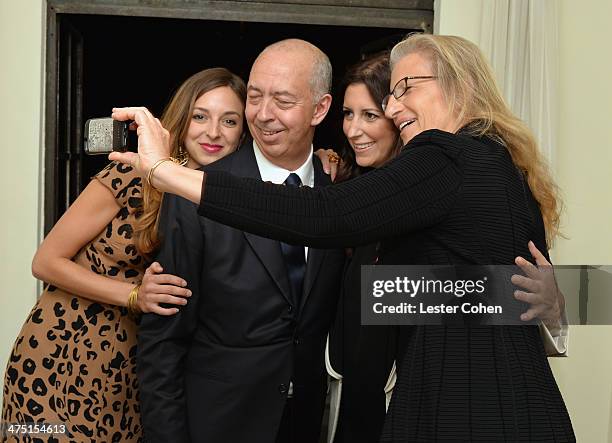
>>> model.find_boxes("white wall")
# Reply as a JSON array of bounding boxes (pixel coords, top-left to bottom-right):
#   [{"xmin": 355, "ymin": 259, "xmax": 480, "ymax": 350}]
[
  {"xmin": 434, "ymin": 0, "xmax": 484, "ymax": 41},
  {"xmin": 555, "ymin": 1, "xmax": 612, "ymax": 265},
  {"xmin": 552, "ymin": 1, "xmax": 612, "ymax": 441},
  {"xmin": 0, "ymin": 0, "xmax": 45, "ymax": 410},
  {"xmin": 436, "ymin": 0, "xmax": 612, "ymax": 441}
]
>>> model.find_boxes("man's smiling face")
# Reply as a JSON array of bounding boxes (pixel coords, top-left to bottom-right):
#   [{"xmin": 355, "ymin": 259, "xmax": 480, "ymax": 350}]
[{"xmin": 245, "ymin": 47, "xmax": 319, "ymax": 170}]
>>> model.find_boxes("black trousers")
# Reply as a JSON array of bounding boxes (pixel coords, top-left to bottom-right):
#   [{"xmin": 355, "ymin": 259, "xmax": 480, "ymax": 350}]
[
  {"xmin": 275, "ymin": 398, "xmax": 295, "ymax": 443},
  {"xmin": 276, "ymin": 395, "xmax": 326, "ymax": 443}
]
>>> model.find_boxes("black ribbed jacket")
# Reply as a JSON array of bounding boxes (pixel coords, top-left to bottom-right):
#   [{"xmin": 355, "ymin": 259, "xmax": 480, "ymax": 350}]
[{"xmin": 197, "ymin": 129, "xmax": 575, "ymax": 442}]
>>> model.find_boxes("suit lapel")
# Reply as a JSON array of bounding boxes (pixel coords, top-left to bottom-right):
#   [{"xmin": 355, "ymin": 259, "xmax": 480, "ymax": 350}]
[
  {"xmin": 300, "ymin": 156, "xmax": 329, "ymax": 312},
  {"xmin": 231, "ymin": 144, "xmax": 293, "ymax": 304},
  {"xmin": 244, "ymin": 232, "xmax": 292, "ymax": 304}
]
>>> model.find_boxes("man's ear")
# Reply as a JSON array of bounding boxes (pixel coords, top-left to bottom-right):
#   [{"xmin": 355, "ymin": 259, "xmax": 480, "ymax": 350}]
[{"xmin": 311, "ymin": 93, "xmax": 332, "ymax": 126}]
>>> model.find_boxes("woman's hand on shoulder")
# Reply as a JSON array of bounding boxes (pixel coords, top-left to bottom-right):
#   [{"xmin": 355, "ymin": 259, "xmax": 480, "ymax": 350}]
[
  {"xmin": 314, "ymin": 148, "xmax": 341, "ymax": 182},
  {"xmin": 138, "ymin": 262, "xmax": 192, "ymax": 315}
]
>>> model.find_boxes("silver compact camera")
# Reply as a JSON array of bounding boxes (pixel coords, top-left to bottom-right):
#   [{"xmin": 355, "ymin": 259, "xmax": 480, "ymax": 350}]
[{"xmin": 84, "ymin": 117, "xmax": 128, "ymax": 155}]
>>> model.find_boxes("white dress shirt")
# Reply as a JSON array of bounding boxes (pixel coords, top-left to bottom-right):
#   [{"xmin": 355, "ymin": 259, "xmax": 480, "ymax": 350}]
[
  {"xmin": 252, "ymin": 141, "xmax": 314, "ymax": 188},
  {"xmin": 252, "ymin": 140, "xmax": 315, "ymax": 397},
  {"xmin": 252, "ymin": 140, "xmax": 314, "ymax": 260}
]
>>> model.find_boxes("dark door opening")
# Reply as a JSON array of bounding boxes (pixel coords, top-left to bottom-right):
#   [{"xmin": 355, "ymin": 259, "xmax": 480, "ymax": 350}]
[{"xmin": 49, "ymin": 12, "xmax": 423, "ymax": 232}]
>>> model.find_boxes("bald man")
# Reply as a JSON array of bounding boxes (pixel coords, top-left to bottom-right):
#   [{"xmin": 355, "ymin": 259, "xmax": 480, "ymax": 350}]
[{"xmin": 136, "ymin": 40, "xmax": 345, "ymax": 443}]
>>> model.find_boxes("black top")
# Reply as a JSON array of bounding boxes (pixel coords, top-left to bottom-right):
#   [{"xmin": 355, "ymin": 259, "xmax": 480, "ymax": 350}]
[
  {"xmin": 200, "ymin": 130, "xmax": 460, "ymax": 251},
  {"xmin": 197, "ymin": 129, "xmax": 574, "ymax": 441},
  {"xmin": 331, "ymin": 243, "xmax": 398, "ymax": 443},
  {"xmin": 199, "ymin": 129, "xmax": 546, "ymax": 259}
]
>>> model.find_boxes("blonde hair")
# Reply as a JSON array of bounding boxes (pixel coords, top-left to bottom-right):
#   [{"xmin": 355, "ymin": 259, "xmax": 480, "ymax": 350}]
[
  {"xmin": 391, "ymin": 34, "xmax": 561, "ymax": 247},
  {"xmin": 134, "ymin": 68, "xmax": 246, "ymax": 256}
]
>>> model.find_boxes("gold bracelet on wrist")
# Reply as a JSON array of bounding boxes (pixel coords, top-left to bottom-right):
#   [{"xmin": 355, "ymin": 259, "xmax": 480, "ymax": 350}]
[
  {"xmin": 147, "ymin": 158, "xmax": 173, "ymax": 190},
  {"xmin": 127, "ymin": 284, "xmax": 141, "ymax": 316}
]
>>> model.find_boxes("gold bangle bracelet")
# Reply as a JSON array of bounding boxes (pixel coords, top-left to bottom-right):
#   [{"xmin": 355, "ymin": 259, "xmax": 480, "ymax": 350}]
[
  {"xmin": 147, "ymin": 158, "xmax": 173, "ymax": 189},
  {"xmin": 127, "ymin": 284, "xmax": 141, "ymax": 316}
]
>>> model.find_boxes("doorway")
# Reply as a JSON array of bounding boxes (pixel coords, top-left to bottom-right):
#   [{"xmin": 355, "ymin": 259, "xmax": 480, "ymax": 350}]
[{"xmin": 45, "ymin": 1, "xmax": 434, "ymax": 233}]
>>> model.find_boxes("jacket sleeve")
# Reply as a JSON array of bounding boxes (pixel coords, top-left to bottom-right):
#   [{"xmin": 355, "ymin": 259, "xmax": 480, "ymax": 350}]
[
  {"xmin": 137, "ymin": 193, "xmax": 204, "ymax": 443},
  {"xmin": 199, "ymin": 136, "xmax": 462, "ymax": 248}
]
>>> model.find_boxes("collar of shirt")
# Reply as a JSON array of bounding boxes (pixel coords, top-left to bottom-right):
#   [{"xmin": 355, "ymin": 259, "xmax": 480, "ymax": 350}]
[{"xmin": 252, "ymin": 140, "xmax": 315, "ymax": 187}]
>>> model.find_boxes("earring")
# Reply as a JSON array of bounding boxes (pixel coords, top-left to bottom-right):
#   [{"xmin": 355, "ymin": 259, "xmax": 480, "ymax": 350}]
[{"xmin": 175, "ymin": 145, "xmax": 189, "ymax": 166}]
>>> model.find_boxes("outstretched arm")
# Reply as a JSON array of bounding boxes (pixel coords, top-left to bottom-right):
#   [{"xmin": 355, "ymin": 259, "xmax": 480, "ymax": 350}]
[
  {"xmin": 198, "ymin": 145, "xmax": 459, "ymax": 248},
  {"xmin": 109, "ymin": 107, "xmax": 461, "ymax": 248}
]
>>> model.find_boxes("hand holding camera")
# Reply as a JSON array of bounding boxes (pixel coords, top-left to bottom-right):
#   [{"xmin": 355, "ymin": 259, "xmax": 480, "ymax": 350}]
[
  {"xmin": 84, "ymin": 107, "xmax": 171, "ymax": 178},
  {"xmin": 108, "ymin": 107, "xmax": 172, "ymax": 176}
]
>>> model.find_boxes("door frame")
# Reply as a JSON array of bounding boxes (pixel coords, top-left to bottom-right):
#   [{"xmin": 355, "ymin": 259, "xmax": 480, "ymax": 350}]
[{"xmin": 44, "ymin": 0, "xmax": 434, "ymax": 233}]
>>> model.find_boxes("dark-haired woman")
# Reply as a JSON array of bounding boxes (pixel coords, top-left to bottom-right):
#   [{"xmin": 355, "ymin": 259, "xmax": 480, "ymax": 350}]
[{"xmin": 324, "ymin": 52, "xmax": 402, "ymax": 443}]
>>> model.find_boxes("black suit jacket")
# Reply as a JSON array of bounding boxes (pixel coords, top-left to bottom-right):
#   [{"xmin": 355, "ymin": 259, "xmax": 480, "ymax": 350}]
[{"xmin": 137, "ymin": 143, "xmax": 345, "ymax": 443}]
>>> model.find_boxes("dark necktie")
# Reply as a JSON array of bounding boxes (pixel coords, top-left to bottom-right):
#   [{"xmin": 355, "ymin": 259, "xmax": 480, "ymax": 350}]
[{"xmin": 280, "ymin": 173, "xmax": 306, "ymax": 308}]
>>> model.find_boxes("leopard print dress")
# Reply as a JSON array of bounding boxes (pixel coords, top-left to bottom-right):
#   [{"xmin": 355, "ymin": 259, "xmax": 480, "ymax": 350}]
[{"xmin": 2, "ymin": 162, "xmax": 145, "ymax": 442}]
